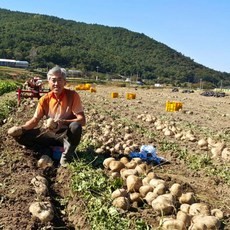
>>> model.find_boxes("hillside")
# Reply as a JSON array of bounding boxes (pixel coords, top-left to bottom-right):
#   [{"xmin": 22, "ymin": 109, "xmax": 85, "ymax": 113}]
[{"xmin": 0, "ymin": 8, "xmax": 229, "ymax": 87}]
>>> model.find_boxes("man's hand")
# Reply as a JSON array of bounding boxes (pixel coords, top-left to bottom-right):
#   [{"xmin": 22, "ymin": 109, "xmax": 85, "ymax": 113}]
[{"xmin": 7, "ymin": 126, "xmax": 23, "ymax": 137}]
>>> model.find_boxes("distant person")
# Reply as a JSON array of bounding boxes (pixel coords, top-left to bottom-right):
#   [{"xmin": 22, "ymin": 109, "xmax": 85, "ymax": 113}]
[{"xmin": 8, "ymin": 66, "xmax": 86, "ymax": 167}]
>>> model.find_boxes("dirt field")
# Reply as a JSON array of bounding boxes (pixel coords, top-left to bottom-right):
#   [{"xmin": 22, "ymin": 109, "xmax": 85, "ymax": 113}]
[{"xmin": 0, "ymin": 85, "xmax": 229, "ymax": 229}]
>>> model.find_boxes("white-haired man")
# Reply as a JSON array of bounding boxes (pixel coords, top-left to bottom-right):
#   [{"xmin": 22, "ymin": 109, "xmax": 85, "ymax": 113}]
[{"xmin": 8, "ymin": 66, "xmax": 86, "ymax": 166}]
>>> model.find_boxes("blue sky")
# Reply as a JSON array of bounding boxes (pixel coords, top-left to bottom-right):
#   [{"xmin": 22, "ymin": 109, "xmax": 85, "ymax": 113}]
[{"xmin": 1, "ymin": 0, "xmax": 229, "ymax": 73}]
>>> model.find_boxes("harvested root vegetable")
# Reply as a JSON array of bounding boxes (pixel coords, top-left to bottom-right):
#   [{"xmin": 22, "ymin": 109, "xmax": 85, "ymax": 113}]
[
  {"xmin": 189, "ymin": 203, "xmax": 210, "ymax": 216},
  {"xmin": 179, "ymin": 192, "xmax": 195, "ymax": 204},
  {"xmin": 112, "ymin": 197, "xmax": 130, "ymax": 210},
  {"xmin": 135, "ymin": 163, "xmax": 150, "ymax": 175},
  {"xmin": 95, "ymin": 148, "xmax": 104, "ymax": 154},
  {"xmin": 110, "ymin": 172, "xmax": 120, "ymax": 179},
  {"xmin": 120, "ymin": 168, "xmax": 138, "ymax": 180},
  {"xmin": 111, "ymin": 188, "xmax": 128, "ymax": 199},
  {"xmin": 125, "ymin": 161, "xmax": 137, "ymax": 169},
  {"xmin": 34, "ymin": 182, "xmax": 48, "ymax": 196},
  {"xmin": 197, "ymin": 139, "xmax": 208, "ymax": 148},
  {"xmin": 177, "ymin": 211, "xmax": 191, "ymax": 227},
  {"xmin": 131, "ymin": 158, "xmax": 142, "ymax": 164},
  {"xmin": 103, "ymin": 157, "xmax": 115, "ymax": 169},
  {"xmin": 180, "ymin": 204, "xmax": 190, "ymax": 214},
  {"xmin": 190, "ymin": 215, "xmax": 221, "ymax": 229},
  {"xmin": 169, "ymin": 183, "xmax": 182, "ymax": 198},
  {"xmin": 142, "ymin": 176, "xmax": 151, "ymax": 185},
  {"xmin": 7, "ymin": 126, "xmax": 23, "ymax": 137},
  {"xmin": 144, "ymin": 191, "xmax": 158, "ymax": 205},
  {"xmin": 139, "ymin": 185, "xmax": 153, "ymax": 197},
  {"xmin": 151, "ymin": 194, "xmax": 174, "ymax": 215},
  {"xmin": 129, "ymin": 192, "xmax": 142, "ymax": 205},
  {"xmin": 149, "ymin": 178, "xmax": 165, "ymax": 188},
  {"xmin": 37, "ymin": 155, "xmax": 53, "ymax": 169},
  {"xmin": 31, "ymin": 176, "xmax": 48, "ymax": 195},
  {"xmin": 175, "ymin": 133, "xmax": 183, "ymax": 139},
  {"xmin": 29, "ymin": 201, "xmax": 54, "ymax": 222},
  {"xmin": 161, "ymin": 218, "xmax": 186, "ymax": 230},
  {"xmin": 146, "ymin": 171, "xmax": 157, "ymax": 179},
  {"xmin": 153, "ymin": 183, "xmax": 166, "ymax": 195},
  {"xmin": 109, "ymin": 160, "xmax": 125, "ymax": 172},
  {"xmin": 31, "ymin": 176, "xmax": 48, "ymax": 186},
  {"xmin": 221, "ymin": 148, "xmax": 230, "ymax": 162},
  {"xmin": 119, "ymin": 156, "xmax": 129, "ymax": 165},
  {"xmin": 126, "ymin": 175, "xmax": 142, "ymax": 192},
  {"xmin": 45, "ymin": 118, "xmax": 58, "ymax": 130},
  {"xmin": 211, "ymin": 209, "xmax": 224, "ymax": 220},
  {"xmin": 211, "ymin": 142, "xmax": 225, "ymax": 158}
]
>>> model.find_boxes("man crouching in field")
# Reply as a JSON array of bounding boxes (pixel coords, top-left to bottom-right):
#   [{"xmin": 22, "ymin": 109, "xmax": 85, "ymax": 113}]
[{"xmin": 8, "ymin": 66, "xmax": 86, "ymax": 167}]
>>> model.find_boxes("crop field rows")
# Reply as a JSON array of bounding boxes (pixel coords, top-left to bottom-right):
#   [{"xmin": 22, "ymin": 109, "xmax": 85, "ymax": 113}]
[{"xmin": 0, "ymin": 85, "xmax": 229, "ymax": 229}]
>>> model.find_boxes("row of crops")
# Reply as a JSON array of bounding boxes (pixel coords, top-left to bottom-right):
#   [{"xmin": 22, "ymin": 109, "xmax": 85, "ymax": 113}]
[
  {"xmin": 0, "ymin": 80, "xmax": 19, "ymax": 96},
  {"xmin": 0, "ymin": 81, "xmax": 19, "ymax": 124}
]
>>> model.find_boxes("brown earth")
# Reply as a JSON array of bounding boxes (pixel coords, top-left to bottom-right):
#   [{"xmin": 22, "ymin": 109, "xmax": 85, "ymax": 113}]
[{"xmin": 0, "ymin": 85, "xmax": 230, "ymax": 229}]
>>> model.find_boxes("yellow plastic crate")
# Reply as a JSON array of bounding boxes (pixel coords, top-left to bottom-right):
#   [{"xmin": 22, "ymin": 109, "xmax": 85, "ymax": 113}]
[
  {"xmin": 126, "ymin": 93, "xmax": 136, "ymax": 100},
  {"xmin": 111, "ymin": 92, "xmax": 119, "ymax": 98},
  {"xmin": 166, "ymin": 101, "xmax": 183, "ymax": 112}
]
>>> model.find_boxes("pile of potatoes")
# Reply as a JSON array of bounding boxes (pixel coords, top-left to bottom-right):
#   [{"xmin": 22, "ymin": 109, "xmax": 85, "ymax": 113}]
[
  {"xmin": 137, "ymin": 113, "xmax": 230, "ymax": 162},
  {"xmin": 29, "ymin": 155, "xmax": 54, "ymax": 223},
  {"xmin": 103, "ymin": 156, "xmax": 224, "ymax": 229},
  {"xmin": 84, "ymin": 110, "xmax": 229, "ymax": 163}
]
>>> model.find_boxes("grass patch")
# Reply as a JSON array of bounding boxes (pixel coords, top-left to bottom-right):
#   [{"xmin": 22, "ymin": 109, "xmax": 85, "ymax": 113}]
[{"xmin": 69, "ymin": 145, "xmax": 150, "ymax": 230}]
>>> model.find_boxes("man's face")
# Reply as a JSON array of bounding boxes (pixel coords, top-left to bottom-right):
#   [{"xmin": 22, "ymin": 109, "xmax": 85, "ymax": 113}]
[{"xmin": 48, "ymin": 72, "xmax": 66, "ymax": 95}]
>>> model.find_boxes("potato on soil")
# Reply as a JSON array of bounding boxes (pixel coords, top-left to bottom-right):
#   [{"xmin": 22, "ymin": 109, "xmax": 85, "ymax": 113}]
[
  {"xmin": 170, "ymin": 183, "xmax": 182, "ymax": 197},
  {"xmin": 139, "ymin": 185, "xmax": 153, "ymax": 197},
  {"xmin": 211, "ymin": 209, "xmax": 224, "ymax": 220},
  {"xmin": 177, "ymin": 211, "xmax": 191, "ymax": 227},
  {"xmin": 151, "ymin": 194, "xmax": 175, "ymax": 215},
  {"xmin": 189, "ymin": 203, "xmax": 210, "ymax": 216},
  {"xmin": 103, "ymin": 157, "xmax": 115, "ymax": 169},
  {"xmin": 144, "ymin": 191, "xmax": 158, "ymax": 205},
  {"xmin": 161, "ymin": 218, "xmax": 186, "ymax": 230},
  {"xmin": 7, "ymin": 126, "xmax": 23, "ymax": 137},
  {"xmin": 31, "ymin": 176, "xmax": 48, "ymax": 196},
  {"xmin": 34, "ymin": 182, "xmax": 48, "ymax": 196},
  {"xmin": 125, "ymin": 161, "xmax": 137, "ymax": 169},
  {"xmin": 126, "ymin": 174, "xmax": 142, "ymax": 192},
  {"xmin": 109, "ymin": 160, "xmax": 125, "ymax": 172},
  {"xmin": 190, "ymin": 215, "xmax": 221, "ymax": 229},
  {"xmin": 37, "ymin": 155, "xmax": 53, "ymax": 169},
  {"xmin": 29, "ymin": 201, "xmax": 54, "ymax": 222},
  {"xmin": 179, "ymin": 192, "xmax": 195, "ymax": 204},
  {"xmin": 129, "ymin": 192, "xmax": 143, "ymax": 205},
  {"xmin": 120, "ymin": 168, "xmax": 138, "ymax": 180},
  {"xmin": 149, "ymin": 178, "xmax": 165, "ymax": 188},
  {"xmin": 31, "ymin": 176, "xmax": 48, "ymax": 186},
  {"xmin": 111, "ymin": 188, "xmax": 128, "ymax": 199},
  {"xmin": 180, "ymin": 204, "xmax": 190, "ymax": 214},
  {"xmin": 112, "ymin": 197, "xmax": 130, "ymax": 210}
]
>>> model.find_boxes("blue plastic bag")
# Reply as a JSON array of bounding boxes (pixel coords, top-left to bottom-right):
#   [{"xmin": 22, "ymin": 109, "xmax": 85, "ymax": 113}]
[{"xmin": 129, "ymin": 145, "xmax": 163, "ymax": 164}]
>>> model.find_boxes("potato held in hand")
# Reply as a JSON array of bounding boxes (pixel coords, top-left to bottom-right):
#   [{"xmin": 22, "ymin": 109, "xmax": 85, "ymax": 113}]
[
  {"xmin": 45, "ymin": 118, "xmax": 58, "ymax": 130},
  {"xmin": 7, "ymin": 126, "xmax": 23, "ymax": 137}
]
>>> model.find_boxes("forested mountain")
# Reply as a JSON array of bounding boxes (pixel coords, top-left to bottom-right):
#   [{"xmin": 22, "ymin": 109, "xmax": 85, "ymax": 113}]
[{"xmin": 0, "ymin": 8, "xmax": 229, "ymax": 86}]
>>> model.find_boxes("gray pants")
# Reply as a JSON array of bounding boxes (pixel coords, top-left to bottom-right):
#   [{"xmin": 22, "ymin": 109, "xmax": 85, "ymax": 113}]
[{"xmin": 16, "ymin": 122, "xmax": 82, "ymax": 163}]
